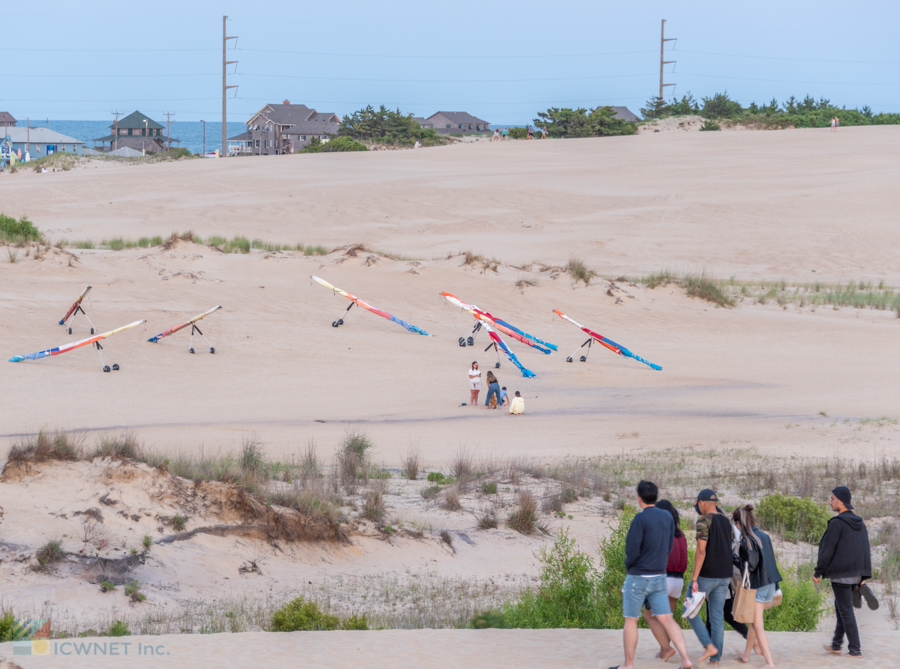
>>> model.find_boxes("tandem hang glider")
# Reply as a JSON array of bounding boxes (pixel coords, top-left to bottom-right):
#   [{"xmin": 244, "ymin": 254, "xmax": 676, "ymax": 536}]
[
  {"xmin": 311, "ymin": 276, "xmax": 433, "ymax": 336},
  {"xmin": 441, "ymin": 292, "xmax": 554, "ymax": 377},
  {"xmin": 10, "ymin": 320, "xmax": 147, "ymax": 372},
  {"xmin": 59, "ymin": 285, "xmax": 96, "ymax": 335},
  {"xmin": 553, "ymin": 310, "xmax": 662, "ymax": 371},
  {"xmin": 147, "ymin": 306, "xmax": 222, "ymax": 354}
]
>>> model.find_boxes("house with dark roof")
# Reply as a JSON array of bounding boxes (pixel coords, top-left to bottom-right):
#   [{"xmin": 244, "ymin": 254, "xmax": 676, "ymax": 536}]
[
  {"xmin": 602, "ymin": 106, "xmax": 640, "ymax": 122},
  {"xmin": 91, "ymin": 111, "xmax": 181, "ymax": 153},
  {"xmin": 423, "ymin": 111, "xmax": 490, "ymax": 134},
  {"xmin": 227, "ymin": 101, "xmax": 341, "ymax": 155},
  {"xmin": 0, "ymin": 112, "xmax": 16, "ymax": 128}
]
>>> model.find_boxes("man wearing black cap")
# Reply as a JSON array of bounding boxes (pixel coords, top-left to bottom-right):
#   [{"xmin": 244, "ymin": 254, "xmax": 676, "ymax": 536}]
[
  {"xmin": 687, "ymin": 489, "xmax": 734, "ymax": 665},
  {"xmin": 814, "ymin": 486, "xmax": 872, "ymax": 658}
]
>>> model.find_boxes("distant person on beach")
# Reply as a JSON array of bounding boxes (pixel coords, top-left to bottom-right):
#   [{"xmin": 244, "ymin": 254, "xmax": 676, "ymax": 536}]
[
  {"xmin": 618, "ymin": 481, "xmax": 693, "ymax": 669},
  {"xmin": 498, "ymin": 386, "xmax": 508, "ymax": 406},
  {"xmin": 468, "ymin": 361, "xmax": 481, "ymax": 406},
  {"xmin": 733, "ymin": 505, "xmax": 780, "ymax": 667},
  {"xmin": 414, "ymin": 140, "xmax": 421, "ymax": 148},
  {"xmin": 502, "ymin": 127, "xmax": 509, "ymax": 140},
  {"xmin": 493, "ymin": 128, "xmax": 500, "ymax": 142},
  {"xmin": 508, "ymin": 391, "xmax": 524, "ymax": 414},
  {"xmin": 643, "ymin": 499, "xmax": 688, "ymax": 663},
  {"xmin": 541, "ymin": 125, "xmax": 547, "ymax": 139},
  {"xmin": 831, "ymin": 117, "xmax": 837, "ymax": 132},
  {"xmin": 484, "ymin": 371, "xmax": 500, "ymax": 408},
  {"xmin": 814, "ymin": 486, "xmax": 873, "ymax": 659},
  {"xmin": 527, "ymin": 125, "xmax": 533, "ymax": 140},
  {"xmin": 688, "ymin": 489, "xmax": 734, "ymax": 665}
]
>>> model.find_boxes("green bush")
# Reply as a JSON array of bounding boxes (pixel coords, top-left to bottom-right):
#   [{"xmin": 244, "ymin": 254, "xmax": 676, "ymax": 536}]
[
  {"xmin": 270, "ymin": 597, "xmax": 368, "ymax": 631},
  {"xmin": 427, "ymin": 472, "xmax": 446, "ymax": 483},
  {"xmin": 0, "ymin": 214, "xmax": 42, "ymax": 243},
  {"xmin": 533, "ymin": 107, "xmax": 636, "ymax": 138},
  {"xmin": 104, "ymin": 620, "xmax": 130, "ymax": 637},
  {"xmin": 304, "ymin": 136, "xmax": 368, "ymax": 153},
  {"xmin": 507, "ymin": 127, "xmax": 528, "ymax": 139},
  {"xmin": 700, "ymin": 120, "xmax": 721, "ymax": 132},
  {"xmin": 100, "ymin": 580, "xmax": 115, "ymax": 593},
  {"xmin": 0, "ymin": 611, "xmax": 15, "ymax": 642},
  {"xmin": 766, "ymin": 563, "xmax": 828, "ymax": 631},
  {"xmin": 757, "ymin": 494, "xmax": 831, "ymax": 543}
]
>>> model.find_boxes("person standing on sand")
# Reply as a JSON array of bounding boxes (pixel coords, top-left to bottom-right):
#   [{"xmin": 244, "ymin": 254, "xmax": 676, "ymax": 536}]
[
  {"xmin": 814, "ymin": 486, "xmax": 872, "ymax": 659},
  {"xmin": 468, "ymin": 362, "xmax": 481, "ymax": 406},
  {"xmin": 502, "ymin": 127, "xmax": 509, "ymax": 141},
  {"xmin": 642, "ymin": 499, "xmax": 688, "ymax": 663},
  {"xmin": 733, "ymin": 505, "xmax": 780, "ymax": 667},
  {"xmin": 830, "ymin": 117, "xmax": 836, "ymax": 133},
  {"xmin": 687, "ymin": 489, "xmax": 733, "ymax": 665},
  {"xmin": 614, "ymin": 481, "xmax": 693, "ymax": 669},
  {"xmin": 526, "ymin": 125, "xmax": 533, "ymax": 140},
  {"xmin": 541, "ymin": 125, "xmax": 547, "ymax": 139},
  {"xmin": 507, "ymin": 391, "xmax": 524, "ymax": 414},
  {"xmin": 484, "ymin": 371, "xmax": 500, "ymax": 408},
  {"xmin": 493, "ymin": 128, "xmax": 500, "ymax": 142}
]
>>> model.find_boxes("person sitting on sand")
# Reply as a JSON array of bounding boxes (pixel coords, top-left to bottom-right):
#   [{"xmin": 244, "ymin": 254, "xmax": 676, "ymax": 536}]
[
  {"xmin": 508, "ymin": 391, "xmax": 524, "ymax": 414},
  {"xmin": 484, "ymin": 371, "xmax": 500, "ymax": 408},
  {"xmin": 468, "ymin": 361, "xmax": 481, "ymax": 407},
  {"xmin": 498, "ymin": 386, "xmax": 508, "ymax": 406}
]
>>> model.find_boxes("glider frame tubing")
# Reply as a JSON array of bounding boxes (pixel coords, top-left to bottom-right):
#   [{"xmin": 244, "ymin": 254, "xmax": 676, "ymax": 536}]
[
  {"xmin": 482, "ymin": 338, "xmax": 502, "ymax": 369},
  {"xmin": 94, "ymin": 340, "xmax": 119, "ymax": 373},
  {"xmin": 332, "ymin": 301, "xmax": 354, "ymax": 328},
  {"xmin": 9, "ymin": 319, "xmax": 146, "ymax": 372},
  {"xmin": 59, "ymin": 286, "xmax": 96, "ymax": 336},
  {"xmin": 311, "ymin": 276, "xmax": 433, "ymax": 336},
  {"xmin": 147, "ymin": 306, "xmax": 221, "ymax": 354},
  {"xmin": 458, "ymin": 321, "xmax": 482, "ymax": 348},
  {"xmin": 566, "ymin": 338, "xmax": 594, "ymax": 363}
]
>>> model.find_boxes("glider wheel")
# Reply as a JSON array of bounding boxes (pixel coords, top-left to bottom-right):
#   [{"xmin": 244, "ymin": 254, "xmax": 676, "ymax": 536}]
[
  {"xmin": 210, "ymin": 347, "xmax": 215, "ymax": 354},
  {"xmin": 495, "ymin": 362, "xmax": 501, "ymax": 369},
  {"xmin": 338, "ymin": 319, "xmax": 344, "ymax": 326},
  {"xmin": 458, "ymin": 337, "xmax": 466, "ymax": 347},
  {"xmin": 566, "ymin": 356, "xmax": 573, "ymax": 363},
  {"xmin": 189, "ymin": 347, "xmax": 195, "ymax": 354},
  {"xmin": 467, "ymin": 336, "xmax": 474, "ymax": 346},
  {"xmin": 332, "ymin": 321, "xmax": 339, "ymax": 327},
  {"xmin": 68, "ymin": 327, "xmax": 72, "ymax": 335},
  {"xmin": 580, "ymin": 356, "xmax": 587, "ymax": 362},
  {"xmin": 112, "ymin": 364, "xmax": 120, "ymax": 371},
  {"xmin": 91, "ymin": 328, "xmax": 95, "ymax": 335},
  {"xmin": 103, "ymin": 365, "xmax": 111, "ymax": 373}
]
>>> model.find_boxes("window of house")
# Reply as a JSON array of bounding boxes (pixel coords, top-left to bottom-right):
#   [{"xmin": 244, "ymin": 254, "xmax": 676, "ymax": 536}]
[
  {"xmin": 300, "ymin": 135, "xmax": 306, "ymax": 141},
  {"xmin": 255, "ymin": 140, "xmax": 260, "ymax": 148}
]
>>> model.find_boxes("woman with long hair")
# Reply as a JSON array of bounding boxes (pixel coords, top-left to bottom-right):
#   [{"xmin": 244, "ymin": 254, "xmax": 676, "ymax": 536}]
[
  {"xmin": 484, "ymin": 370, "xmax": 501, "ymax": 409},
  {"xmin": 733, "ymin": 505, "xmax": 780, "ymax": 667},
  {"xmin": 468, "ymin": 361, "xmax": 481, "ymax": 407},
  {"xmin": 643, "ymin": 499, "xmax": 688, "ymax": 662}
]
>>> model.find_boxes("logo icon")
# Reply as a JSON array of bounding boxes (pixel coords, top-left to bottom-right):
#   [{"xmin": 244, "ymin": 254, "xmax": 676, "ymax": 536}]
[{"xmin": 12, "ymin": 618, "xmax": 51, "ymax": 656}]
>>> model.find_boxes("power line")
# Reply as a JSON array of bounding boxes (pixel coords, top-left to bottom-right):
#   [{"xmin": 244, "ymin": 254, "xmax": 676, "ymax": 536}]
[
  {"xmin": 0, "ymin": 47, "xmax": 219, "ymax": 53},
  {"xmin": 677, "ymin": 49, "xmax": 900, "ymax": 65},
  {"xmin": 239, "ymin": 72, "xmax": 657, "ymax": 83},
  {"xmin": 236, "ymin": 47, "xmax": 657, "ymax": 59},
  {"xmin": 0, "ymin": 73, "xmax": 218, "ymax": 79},
  {"xmin": 678, "ymin": 72, "xmax": 900, "ymax": 86}
]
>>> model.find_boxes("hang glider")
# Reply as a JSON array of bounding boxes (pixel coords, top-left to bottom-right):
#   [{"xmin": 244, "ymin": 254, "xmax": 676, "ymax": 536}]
[
  {"xmin": 311, "ymin": 276, "xmax": 432, "ymax": 336},
  {"xmin": 147, "ymin": 306, "xmax": 222, "ymax": 353},
  {"xmin": 483, "ymin": 322, "xmax": 535, "ymax": 378},
  {"xmin": 553, "ymin": 310, "xmax": 662, "ymax": 371},
  {"xmin": 59, "ymin": 285, "xmax": 96, "ymax": 334},
  {"xmin": 440, "ymin": 292, "xmax": 555, "ymax": 354},
  {"xmin": 10, "ymin": 320, "xmax": 147, "ymax": 372}
]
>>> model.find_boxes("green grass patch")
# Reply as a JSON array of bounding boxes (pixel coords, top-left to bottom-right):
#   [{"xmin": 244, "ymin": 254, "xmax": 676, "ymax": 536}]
[
  {"xmin": 0, "ymin": 213, "xmax": 42, "ymax": 243},
  {"xmin": 270, "ymin": 597, "xmax": 368, "ymax": 631},
  {"xmin": 757, "ymin": 493, "xmax": 831, "ymax": 543}
]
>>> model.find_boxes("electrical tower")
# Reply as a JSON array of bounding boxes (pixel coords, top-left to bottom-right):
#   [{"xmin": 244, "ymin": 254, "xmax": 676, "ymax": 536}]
[
  {"xmin": 659, "ymin": 20, "xmax": 677, "ymax": 101},
  {"xmin": 222, "ymin": 16, "xmax": 238, "ymax": 157},
  {"xmin": 111, "ymin": 110, "xmax": 121, "ymax": 152},
  {"xmin": 163, "ymin": 111, "xmax": 175, "ymax": 152}
]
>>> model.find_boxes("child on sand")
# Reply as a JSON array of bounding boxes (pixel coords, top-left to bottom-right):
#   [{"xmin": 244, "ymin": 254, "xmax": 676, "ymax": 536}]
[
  {"xmin": 508, "ymin": 391, "xmax": 524, "ymax": 414},
  {"xmin": 468, "ymin": 362, "xmax": 481, "ymax": 406}
]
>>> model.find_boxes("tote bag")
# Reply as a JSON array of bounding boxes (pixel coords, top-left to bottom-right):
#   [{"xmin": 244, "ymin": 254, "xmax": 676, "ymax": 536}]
[{"xmin": 732, "ymin": 564, "xmax": 757, "ymax": 623}]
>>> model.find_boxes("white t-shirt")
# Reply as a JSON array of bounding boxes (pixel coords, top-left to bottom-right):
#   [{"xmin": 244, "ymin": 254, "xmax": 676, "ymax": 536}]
[{"xmin": 469, "ymin": 368, "xmax": 481, "ymax": 388}]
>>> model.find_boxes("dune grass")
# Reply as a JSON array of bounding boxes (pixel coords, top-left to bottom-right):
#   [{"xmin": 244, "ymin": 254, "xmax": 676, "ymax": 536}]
[{"xmin": 0, "ymin": 213, "xmax": 42, "ymax": 244}]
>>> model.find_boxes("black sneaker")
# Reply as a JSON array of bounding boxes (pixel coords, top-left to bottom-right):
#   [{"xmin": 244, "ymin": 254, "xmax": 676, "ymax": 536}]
[
  {"xmin": 852, "ymin": 585, "xmax": 862, "ymax": 609},
  {"xmin": 858, "ymin": 583, "xmax": 879, "ymax": 610}
]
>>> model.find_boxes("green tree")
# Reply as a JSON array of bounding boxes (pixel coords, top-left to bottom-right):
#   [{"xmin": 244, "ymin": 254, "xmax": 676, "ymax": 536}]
[
  {"xmin": 700, "ymin": 92, "xmax": 743, "ymax": 119},
  {"xmin": 640, "ymin": 96, "xmax": 672, "ymax": 119}
]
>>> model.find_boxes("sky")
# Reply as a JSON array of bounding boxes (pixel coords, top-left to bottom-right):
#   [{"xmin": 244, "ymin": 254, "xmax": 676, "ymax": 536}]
[{"xmin": 1, "ymin": 0, "xmax": 898, "ymax": 124}]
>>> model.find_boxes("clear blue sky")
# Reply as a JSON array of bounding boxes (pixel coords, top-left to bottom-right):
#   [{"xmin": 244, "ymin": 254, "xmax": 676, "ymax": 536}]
[{"xmin": 2, "ymin": 0, "xmax": 897, "ymax": 123}]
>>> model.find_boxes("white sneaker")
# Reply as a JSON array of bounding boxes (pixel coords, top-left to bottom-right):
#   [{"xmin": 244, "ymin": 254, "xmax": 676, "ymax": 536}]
[{"xmin": 682, "ymin": 591, "xmax": 706, "ymax": 619}]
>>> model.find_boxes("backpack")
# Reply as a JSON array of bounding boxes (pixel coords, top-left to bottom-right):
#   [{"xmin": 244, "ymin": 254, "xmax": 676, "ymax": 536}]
[{"xmin": 739, "ymin": 534, "xmax": 761, "ymax": 574}]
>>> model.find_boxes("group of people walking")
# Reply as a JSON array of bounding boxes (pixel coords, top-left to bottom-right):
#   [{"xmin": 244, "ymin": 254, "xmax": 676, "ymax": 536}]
[
  {"xmin": 616, "ymin": 482, "xmax": 873, "ymax": 668},
  {"xmin": 491, "ymin": 125, "xmax": 549, "ymax": 141},
  {"xmin": 467, "ymin": 361, "xmax": 524, "ymax": 413}
]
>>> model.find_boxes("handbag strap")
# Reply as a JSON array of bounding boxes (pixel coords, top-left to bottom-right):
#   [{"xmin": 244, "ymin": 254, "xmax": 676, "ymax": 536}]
[{"xmin": 741, "ymin": 563, "xmax": 751, "ymax": 589}]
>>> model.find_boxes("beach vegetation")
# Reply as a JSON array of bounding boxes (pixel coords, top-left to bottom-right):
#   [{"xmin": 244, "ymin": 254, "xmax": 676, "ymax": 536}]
[
  {"xmin": 700, "ymin": 119, "xmax": 722, "ymax": 131},
  {"xmin": 757, "ymin": 493, "xmax": 831, "ymax": 543},
  {"xmin": 0, "ymin": 213, "xmax": 42, "ymax": 243},
  {"xmin": 507, "ymin": 490, "xmax": 543, "ymax": 535},
  {"xmin": 338, "ymin": 105, "xmax": 447, "ymax": 147},
  {"xmin": 104, "ymin": 620, "xmax": 131, "ymax": 636},
  {"xmin": 270, "ymin": 597, "xmax": 368, "ymax": 631},
  {"xmin": 36, "ymin": 539, "xmax": 64, "ymax": 566},
  {"xmin": 125, "ymin": 581, "xmax": 147, "ymax": 603},
  {"xmin": 100, "ymin": 581, "xmax": 116, "ymax": 593},
  {"xmin": 567, "ymin": 257, "xmax": 595, "ymax": 285},
  {"xmin": 0, "ymin": 611, "xmax": 16, "ymax": 642},
  {"xmin": 533, "ymin": 106, "xmax": 636, "ymax": 138},
  {"xmin": 442, "ymin": 484, "xmax": 462, "ymax": 511},
  {"xmin": 302, "ymin": 136, "xmax": 368, "ymax": 153},
  {"xmin": 477, "ymin": 506, "xmax": 499, "ymax": 529},
  {"xmin": 401, "ymin": 446, "xmax": 420, "ymax": 480}
]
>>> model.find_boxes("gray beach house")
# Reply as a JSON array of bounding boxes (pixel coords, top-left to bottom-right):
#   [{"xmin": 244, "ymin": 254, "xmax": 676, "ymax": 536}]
[{"xmin": 228, "ymin": 101, "xmax": 341, "ymax": 155}]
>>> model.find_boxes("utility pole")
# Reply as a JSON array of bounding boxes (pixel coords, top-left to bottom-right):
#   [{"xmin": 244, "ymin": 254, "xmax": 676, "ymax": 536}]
[
  {"xmin": 222, "ymin": 16, "xmax": 238, "ymax": 157},
  {"xmin": 201, "ymin": 120, "xmax": 206, "ymax": 156},
  {"xmin": 164, "ymin": 111, "xmax": 175, "ymax": 152},
  {"xmin": 112, "ymin": 110, "xmax": 121, "ymax": 152},
  {"xmin": 26, "ymin": 117, "xmax": 29, "ymax": 160},
  {"xmin": 659, "ymin": 19, "xmax": 676, "ymax": 101}
]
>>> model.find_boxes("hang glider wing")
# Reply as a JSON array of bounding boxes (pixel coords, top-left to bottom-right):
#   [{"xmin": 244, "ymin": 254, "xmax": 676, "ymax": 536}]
[
  {"xmin": 553, "ymin": 310, "xmax": 662, "ymax": 371},
  {"xmin": 483, "ymin": 322, "xmax": 535, "ymax": 378},
  {"xmin": 440, "ymin": 292, "xmax": 554, "ymax": 354},
  {"xmin": 59, "ymin": 285, "xmax": 92, "ymax": 325},
  {"xmin": 10, "ymin": 320, "xmax": 147, "ymax": 363},
  {"xmin": 312, "ymin": 276, "xmax": 432, "ymax": 336},
  {"xmin": 148, "ymin": 306, "xmax": 222, "ymax": 343}
]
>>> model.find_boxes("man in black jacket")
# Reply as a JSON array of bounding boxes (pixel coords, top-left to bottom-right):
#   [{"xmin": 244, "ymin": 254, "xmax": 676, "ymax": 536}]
[{"xmin": 813, "ymin": 486, "xmax": 872, "ymax": 658}]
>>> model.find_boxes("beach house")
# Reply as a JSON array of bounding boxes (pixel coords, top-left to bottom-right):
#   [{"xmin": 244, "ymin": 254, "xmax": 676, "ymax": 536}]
[
  {"xmin": 228, "ymin": 101, "xmax": 341, "ymax": 155},
  {"xmin": 604, "ymin": 106, "xmax": 640, "ymax": 122},
  {"xmin": 422, "ymin": 112, "xmax": 491, "ymax": 134},
  {"xmin": 1, "ymin": 126, "xmax": 84, "ymax": 159},
  {"xmin": 0, "ymin": 112, "xmax": 16, "ymax": 128},
  {"xmin": 91, "ymin": 111, "xmax": 181, "ymax": 153}
]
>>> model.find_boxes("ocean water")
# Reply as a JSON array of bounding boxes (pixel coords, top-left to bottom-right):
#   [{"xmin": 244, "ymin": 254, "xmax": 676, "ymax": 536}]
[{"xmin": 21, "ymin": 120, "xmax": 247, "ymax": 155}]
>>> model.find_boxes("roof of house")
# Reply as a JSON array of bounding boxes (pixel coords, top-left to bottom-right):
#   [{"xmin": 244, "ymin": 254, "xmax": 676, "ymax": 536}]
[
  {"xmin": 285, "ymin": 120, "xmax": 340, "ymax": 136},
  {"xmin": 108, "ymin": 147, "xmax": 144, "ymax": 158},
  {"xmin": 112, "ymin": 111, "xmax": 165, "ymax": 130},
  {"xmin": 0, "ymin": 112, "xmax": 16, "ymax": 124},
  {"xmin": 1, "ymin": 127, "xmax": 83, "ymax": 144},
  {"xmin": 247, "ymin": 104, "xmax": 314, "ymax": 126},
  {"xmin": 228, "ymin": 131, "xmax": 253, "ymax": 142},
  {"xmin": 602, "ymin": 106, "xmax": 640, "ymax": 122},
  {"xmin": 426, "ymin": 111, "xmax": 490, "ymax": 126}
]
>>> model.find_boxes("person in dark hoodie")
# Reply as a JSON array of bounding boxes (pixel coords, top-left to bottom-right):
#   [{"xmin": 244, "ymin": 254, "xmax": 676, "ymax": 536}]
[
  {"xmin": 615, "ymin": 481, "xmax": 693, "ymax": 669},
  {"xmin": 814, "ymin": 486, "xmax": 872, "ymax": 659}
]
